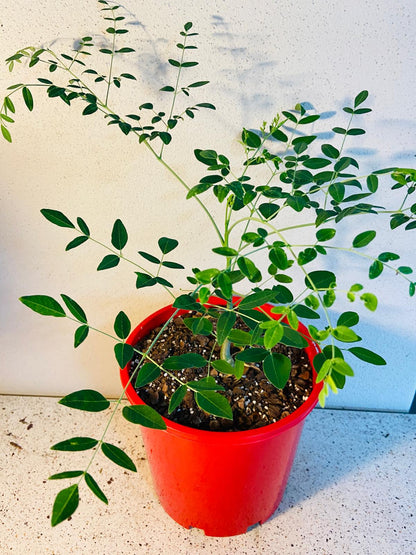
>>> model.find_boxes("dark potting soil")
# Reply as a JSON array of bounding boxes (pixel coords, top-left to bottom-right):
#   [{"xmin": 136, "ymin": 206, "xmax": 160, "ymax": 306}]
[{"xmin": 130, "ymin": 313, "xmax": 314, "ymax": 432}]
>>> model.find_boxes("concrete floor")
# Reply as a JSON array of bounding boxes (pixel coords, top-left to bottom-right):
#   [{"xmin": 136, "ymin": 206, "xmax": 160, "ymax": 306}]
[{"xmin": 1, "ymin": 395, "xmax": 414, "ymax": 555}]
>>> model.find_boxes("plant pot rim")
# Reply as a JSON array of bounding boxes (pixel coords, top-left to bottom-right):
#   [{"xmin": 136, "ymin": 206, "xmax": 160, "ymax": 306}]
[{"xmin": 120, "ymin": 297, "xmax": 323, "ymax": 443}]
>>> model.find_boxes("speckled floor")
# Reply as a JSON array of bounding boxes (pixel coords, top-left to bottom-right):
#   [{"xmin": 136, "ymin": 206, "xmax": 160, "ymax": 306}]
[{"xmin": 0, "ymin": 395, "xmax": 414, "ymax": 555}]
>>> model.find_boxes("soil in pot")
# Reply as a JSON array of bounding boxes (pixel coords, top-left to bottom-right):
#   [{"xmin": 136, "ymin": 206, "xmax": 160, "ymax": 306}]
[{"xmin": 129, "ymin": 312, "xmax": 313, "ymax": 432}]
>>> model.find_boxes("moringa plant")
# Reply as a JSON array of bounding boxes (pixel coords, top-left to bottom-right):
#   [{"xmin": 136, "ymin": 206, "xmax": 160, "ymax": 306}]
[{"xmin": 2, "ymin": 0, "xmax": 415, "ymax": 526}]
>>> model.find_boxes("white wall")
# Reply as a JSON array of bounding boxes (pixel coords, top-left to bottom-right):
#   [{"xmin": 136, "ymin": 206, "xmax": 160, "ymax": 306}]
[{"xmin": 1, "ymin": 0, "xmax": 415, "ymax": 410}]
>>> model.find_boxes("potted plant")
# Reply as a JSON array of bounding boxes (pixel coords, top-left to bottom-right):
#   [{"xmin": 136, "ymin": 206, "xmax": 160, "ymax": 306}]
[{"xmin": 2, "ymin": 0, "xmax": 415, "ymax": 536}]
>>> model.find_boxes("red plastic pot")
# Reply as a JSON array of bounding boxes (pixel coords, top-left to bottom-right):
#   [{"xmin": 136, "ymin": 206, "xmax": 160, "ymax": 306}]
[{"xmin": 120, "ymin": 297, "xmax": 322, "ymax": 536}]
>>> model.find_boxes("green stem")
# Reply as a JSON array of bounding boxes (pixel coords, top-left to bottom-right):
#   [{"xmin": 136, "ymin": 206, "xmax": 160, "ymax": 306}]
[
  {"xmin": 105, "ymin": 19, "xmax": 117, "ymax": 105},
  {"xmin": 144, "ymin": 141, "xmax": 225, "ymax": 243},
  {"xmin": 79, "ymin": 231, "xmax": 176, "ymax": 298},
  {"xmin": 159, "ymin": 32, "xmax": 187, "ymax": 158}
]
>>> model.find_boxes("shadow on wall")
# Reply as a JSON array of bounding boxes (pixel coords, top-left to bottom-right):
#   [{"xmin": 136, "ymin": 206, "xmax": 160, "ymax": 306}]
[{"xmin": 323, "ymin": 316, "xmax": 416, "ymax": 412}]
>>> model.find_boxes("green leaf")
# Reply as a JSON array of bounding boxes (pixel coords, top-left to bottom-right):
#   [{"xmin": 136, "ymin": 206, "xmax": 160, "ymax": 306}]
[
  {"xmin": 328, "ymin": 183, "xmax": 345, "ymax": 203},
  {"xmin": 168, "ymin": 385, "xmax": 187, "ymax": 413},
  {"xmin": 303, "ymin": 157, "xmax": 331, "ymax": 169},
  {"xmin": 51, "ymin": 484, "xmax": 79, "ymax": 527},
  {"xmin": 159, "ymin": 132, "xmax": 172, "ymax": 145},
  {"xmin": 273, "ymin": 285, "xmax": 294, "ymax": 303},
  {"xmin": 352, "ymin": 230, "xmax": 376, "ymax": 248},
  {"xmin": 211, "ymin": 359, "xmax": 237, "ymax": 375},
  {"xmin": 4, "ymin": 95, "xmax": 16, "ymax": 112},
  {"xmin": 158, "ymin": 237, "xmax": 178, "ymax": 254},
  {"xmin": 187, "ymin": 376, "xmax": 224, "ymax": 392},
  {"xmin": 331, "ymin": 358, "xmax": 354, "ymax": 376},
  {"xmin": 332, "ymin": 326, "xmax": 361, "ymax": 343},
  {"xmin": 237, "ymin": 257, "xmax": 262, "ymax": 282},
  {"xmin": 65, "ymin": 235, "xmax": 88, "ymax": 251},
  {"xmin": 194, "ymin": 391, "xmax": 233, "ymax": 419},
  {"xmin": 337, "ymin": 311, "xmax": 359, "ymax": 327},
  {"xmin": 287, "ymin": 309, "xmax": 299, "ymax": 330},
  {"xmin": 114, "ymin": 311, "xmax": 131, "ymax": 340},
  {"xmin": 183, "ymin": 317, "xmax": 213, "ymax": 336},
  {"xmin": 242, "ymin": 128, "xmax": 261, "ymax": 148},
  {"xmin": 269, "ymin": 247, "xmax": 288, "ymax": 270},
  {"xmin": 76, "ymin": 217, "xmax": 90, "ymax": 236},
  {"xmin": 398, "ymin": 266, "xmax": 413, "ymax": 275},
  {"xmin": 347, "ymin": 128, "xmax": 365, "ymax": 136},
  {"xmin": 135, "ymin": 272, "xmax": 157, "ymax": 288},
  {"xmin": 194, "ymin": 148, "xmax": 217, "ymax": 165},
  {"xmin": 120, "ymin": 73, "xmax": 136, "ymax": 80},
  {"xmin": 97, "ymin": 254, "xmax": 119, "ymax": 271},
  {"xmin": 101, "ymin": 441, "xmax": 137, "ymax": 471},
  {"xmin": 82, "ymin": 103, "xmax": 98, "ymax": 116},
  {"xmin": 227, "ymin": 329, "xmax": 252, "ymax": 345},
  {"xmin": 138, "ymin": 251, "xmax": 160, "ymax": 264},
  {"xmin": 155, "ymin": 276, "xmax": 173, "ymax": 289},
  {"xmin": 212, "ymin": 246, "xmax": 238, "ymax": 257},
  {"xmin": 367, "ymin": 174, "xmax": 379, "ymax": 192},
  {"xmin": 1, "ymin": 125, "xmax": 12, "ymax": 143},
  {"xmin": 334, "ymin": 156, "xmax": 358, "ymax": 172},
  {"xmin": 360, "ymin": 292, "xmax": 378, "ymax": 311},
  {"xmin": 116, "ymin": 47, "xmax": 135, "ymax": 53},
  {"xmin": 293, "ymin": 304, "xmax": 320, "ymax": 319},
  {"xmin": 74, "ymin": 325, "xmax": 89, "ymax": 348},
  {"xmin": 298, "ymin": 248, "xmax": 317, "ymax": 266},
  {"xmin": 161, "ymin": 260, "xmax": 184, "ymax": 269},
  {"xmin": 235, "ymin": 348, "xmax": 268, "ymax": 362},
  {"xmin": 122, "ymin": 405, "xmax": 167, "ymax": 430},
  {"xmin": 114, "ymin": 342, "xmax": 134, "ymax": 368},
  {"xmin": 378, "ymin": 252, "xmax": 400, "ymax": 262},
  {"xmin": 60, "ymin": 294, "xmax": 87, "ymax": 323},
  {"xmin": 239, "ymin": 290, "xmax": 276, "ymax": 310},
  {"xmin": 305, "ymin": 270, "xmax": 336, "ymax": 290},
  {"xmin": 323, "ymin": 288, "xmax": 336, "ymax": 308},
  {"xmin": 263, "ymin": 322, "xmax": 284, "ymax": 350},
  {"xmin": 298, "ymin": 114, "xmax": 320, "ymax": 124},
  {"xmin": 216, "ymin": 272, "xmax": 232, "ymax": 298},
  {"xmin": 41, "ymin": 208, "xmax": 74, "ymax": 228},
  {"xmin": 390, "ymin": 213, "xmax": 409, "ymax": 229},
  {"xmin": 173, "ymin": 294, "xmax": 202, "ymax": 311},
  {"xmin": 51, "ymin": 437, "xmax": 98, "ymax": 451},
  {"xmin": 216, "ymin": 310, "xmax": 236, "ymax": 345},
  {"xmin": 316, "ymin": 228, "xmax": 336, "ymax": 242},
  {"xmin": 259, "ymin": 203, "xmax": 279, "ymax": 220},
  {"xmin": 349, "ymin": 347, "xmax": 386, "ymax": 365},
  {"xmin": 111, "ymin": 219, "xmax": 128, "ymax": 250},
  {"xmin": 22, "ymin": 86, "xmax": 33, "ymax": 111},
  {"xmin": 135, "ymin": 362, "xmax": 161, "ymax": 388},
  {"xmin": 164, "ymin": 353, "xmax": 207, "ymax": 370},
  {"xmin": 19, "ymin": 295, "xmax": 66, "ymax": 317},
  {"xmin": 321, "ymin": 144, "xmax": 339, "ymax": 159},
  {"xmin": 181, "ymin": 61, "xmax": 199, "ymax": 68},
  {"xmin": 85, "ymin": 473, "xmax": 108, "ymax": 504},
  {"xmin": 369, "ymin": 260, "xmax": 383, "ymax": 279},
  {"xmin": 186, "ymin": 183, "xmax": 212, "ymax": 198},
  {"xmin": 49, "ymin": 471, "xmax": 84, "ymax": 480},
  {"xmin": 280, "ymin": 326, "xmax": 309, "ymax": 348},
  {"xmin": 59, "ymin": 389, "xmax": 109, "ymax": 412},
  {"xmin": 354, "ymin": 90, "xmax": 368, "ymax": 107},
  {"xmin": 263, "ymin": 353, "xmax": 291, "ymax": 389},
  {"xmin": 188, "ymin": 81, "xmax": 209, "ymax": 88}
]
